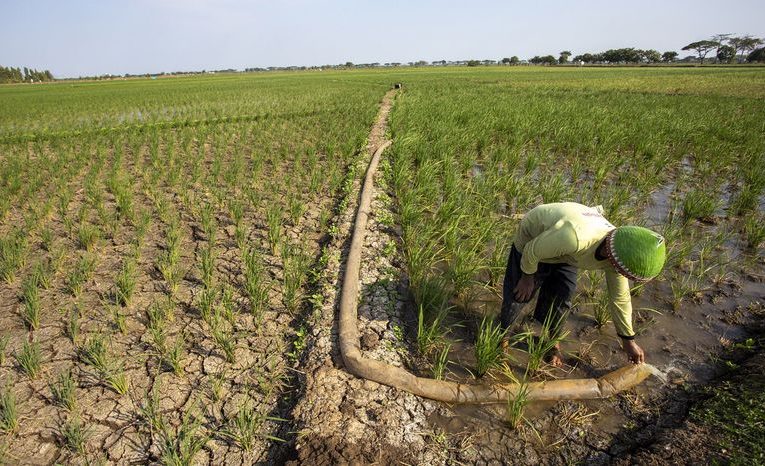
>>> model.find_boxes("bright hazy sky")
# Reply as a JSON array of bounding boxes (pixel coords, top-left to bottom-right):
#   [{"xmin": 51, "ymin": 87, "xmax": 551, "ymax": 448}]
[{"xmin": 2, "ymin": 0, "xmax": 763, "ymax": 78}]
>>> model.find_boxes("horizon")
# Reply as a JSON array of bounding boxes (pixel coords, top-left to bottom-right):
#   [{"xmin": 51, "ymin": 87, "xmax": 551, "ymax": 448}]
[{"xmin": 2, "ymin": 0, "xmax": 764, "ymax": 79}]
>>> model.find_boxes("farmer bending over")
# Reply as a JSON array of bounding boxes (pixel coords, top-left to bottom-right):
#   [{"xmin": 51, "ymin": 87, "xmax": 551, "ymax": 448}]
[{"xmin": 500, "ymin": 202, "xmax": 666, "ymax": 367}]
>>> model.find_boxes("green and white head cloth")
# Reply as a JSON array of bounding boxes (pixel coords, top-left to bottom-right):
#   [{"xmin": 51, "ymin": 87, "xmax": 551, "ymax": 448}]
[{"xmin": 605, "ymin": 226, "xmax": 666, "ymax": 282}]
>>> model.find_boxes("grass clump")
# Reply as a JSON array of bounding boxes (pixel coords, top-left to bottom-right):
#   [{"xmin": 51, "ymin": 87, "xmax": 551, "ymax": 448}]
[
  {"xmin": 114, "ymin": 259, "xmax": 137, "ymax": 306},
  {"xmin": 474, "ymin": 317, "xmax": 507, "ymax": 377},
  {"xmin": 50, "ymin": 369, "xmax": 77, "ymax": 410},
  {"xmin": 220, "ymin": 400, "xmax": 285, "ymax": 452},
  {"xmin": 0, "ymin": 384, "xmax": 18, "ymax": 434},
  {"xmin": 15, "ymin": 339, "xmax": 43, "ymax": 378},
  {"xmin": 59, "ymin": 414, "xmax": 91, "ymax": 455},
  {"xmin": 78, "ymin": 334, "xmax": 129, "ymax": 395}
]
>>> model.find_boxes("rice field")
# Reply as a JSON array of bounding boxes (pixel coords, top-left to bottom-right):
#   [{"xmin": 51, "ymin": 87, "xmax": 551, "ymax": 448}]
[{"xmin": 1, "ymin": 66, "xmax": 764, "ymax": 464}]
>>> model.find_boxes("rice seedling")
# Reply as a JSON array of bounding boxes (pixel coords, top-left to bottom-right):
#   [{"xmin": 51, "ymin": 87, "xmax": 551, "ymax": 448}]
[
  {"xmin": 15, "ymin": 339, "xmax": 43, "ymax": 378},
  {"xmin": 220, "ymin": 399, "xmax": 285, "ymax": 451},
  {"xmin": 199, "ymin": 202, "xmax": 217, "ymax": 244},
  {"xmin": 416, "ymin": 303, "xmax": 450, "ymax": 356},
  {"xmin": 76, "ymin": 223, "xmax": 100, "ymax": 251},
  {"xmin": 212, "ymin": 324, "xmax": 236, "ymax": 364},
  {"xmin": 21, "ymin": 278, "xmax": 41, "ymax": 330},
  {"xmin": 743, "ymin": 214, "xmax": 765, "ymax": 249},
  {"xmin": 59, "ymin": 414, "xmax": 91, "ymax": 455},
  {"xmin": 474, "ymin": 317, "xmax": 507, "ymax": 377},
  {"xmin": 587, "ymin": 289, "xmax": 611, "ymax": 328},
  {"xmin": 156, "ymin": 404, "xmax": 209, "ymax": 466},
  {"xmin": 30, "ymin": 259, "xmax": 53, "ymax": 290},
  {"xmin": 196, "ymin": 286, "xmax": 217, "ymax": 324},
  {"xmin": 0, "ymin": 231, "xmax": 28, "ymax": 283},
  {"xmin": 40, "ymin": 227, "xmax": 54, "ymax": 252},
  {"xmin": 281, "ymin": 242, "xmax": 310, "ymax": 314},
  {"xmin": 0, "ymin": 384, "xmax": 18, "ymax": 434},
  {"xmin": 242, "ymin": 247, "xmax": 269, "ymax": 321},
  {"xmin": 78, "ymin": 334, "xmax": 129, "ymax": 395},
  {"xmin": 524, "ymin": 310, "xmax": 570, "ymax": 374},
  {"xmin": 114, "ymin": 259, "xmax": 137, "ymax": 306},
  {"xmin": 50, "ymin": 369, "xmax": 77, "ymax": 410},
  {"xmin": 67, "ymin": 253, "xmax": 96, "ymax": 296},
  {"xmin": 199, "ymin": 245, "xmax": 216, "ymax": 289},
  {"xmin": 111, "ymin": 305, "xmax": 127, "ymax": 334},
  {"xmin": 65, "ymin": 306, "xmax": 81, "ymax": 343},
  {"xmin": 0, "ymin": 335, "xmax": 8, "ymax": 366},
  {"xmin": 266, "ymin": 204, "xmax": 283, "ymax": 254},
  {"xmin": 505, "ymin": 377, "xmax": 530, "ymax": 430},
  {"xmin": 682, "ymin": 189, "xmax": 719, "ymax": 223},
  {"xmin": 431, "ymin": 343, "xmax": 451, "ymax": 380}
]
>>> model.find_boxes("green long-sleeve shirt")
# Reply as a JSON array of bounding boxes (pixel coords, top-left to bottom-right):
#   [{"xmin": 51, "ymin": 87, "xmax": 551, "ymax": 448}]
[{"xmin": 514, "ymin": 202, "xmax": 634, "ymax": 338}]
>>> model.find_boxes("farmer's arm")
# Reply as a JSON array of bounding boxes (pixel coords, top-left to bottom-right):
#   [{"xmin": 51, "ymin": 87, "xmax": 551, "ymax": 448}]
[{"xmin": 605, "ymin": 270, "xmax": 645, "ymax": 364}]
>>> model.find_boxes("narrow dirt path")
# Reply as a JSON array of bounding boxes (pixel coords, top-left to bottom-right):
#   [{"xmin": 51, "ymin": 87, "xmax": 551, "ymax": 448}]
[{"xmin": 285, "ymin": 89, "xmax": 454, "ymax": 464}]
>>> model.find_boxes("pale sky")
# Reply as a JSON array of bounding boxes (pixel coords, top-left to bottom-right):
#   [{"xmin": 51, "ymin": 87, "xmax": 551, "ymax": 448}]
[{"xmin": 1, "ymin": 0, "xmax": 763, "ymax": 78}]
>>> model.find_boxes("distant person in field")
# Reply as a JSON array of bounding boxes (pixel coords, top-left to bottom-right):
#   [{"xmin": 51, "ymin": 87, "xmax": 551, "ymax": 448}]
[{"xmin": 500, "ymin": 202, "xmax": 666, "ymax": 367}]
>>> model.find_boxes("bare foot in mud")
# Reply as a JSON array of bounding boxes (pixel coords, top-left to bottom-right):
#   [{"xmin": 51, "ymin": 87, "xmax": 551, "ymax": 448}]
[{"xmin": 545, "ymin": 343, "xmax": 564, "ymax": 367}]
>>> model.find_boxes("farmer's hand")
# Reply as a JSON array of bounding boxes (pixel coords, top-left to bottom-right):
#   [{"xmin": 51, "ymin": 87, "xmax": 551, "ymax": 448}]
[
  {"xmin": 513, "ymin": 273, "xmax": 535, "ymax": 302},
  {"xmin": 622, "ymin": 339, "xmax": 645, "ymax": 364}
]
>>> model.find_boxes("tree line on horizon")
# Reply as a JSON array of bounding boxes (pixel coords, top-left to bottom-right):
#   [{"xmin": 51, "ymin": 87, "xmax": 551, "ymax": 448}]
[
  {"xmin": 522, "ymin": 34, "xmax": 764, "ymax": 66},
  {"xmin": 0, "ymin": 66, "xmax": 54, "ymax": 84}
]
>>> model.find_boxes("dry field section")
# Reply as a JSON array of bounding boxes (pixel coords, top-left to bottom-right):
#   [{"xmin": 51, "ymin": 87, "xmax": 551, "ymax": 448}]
[{"xmin": 0, "ymin": 66, "xmax": 764, "ymax": 464}]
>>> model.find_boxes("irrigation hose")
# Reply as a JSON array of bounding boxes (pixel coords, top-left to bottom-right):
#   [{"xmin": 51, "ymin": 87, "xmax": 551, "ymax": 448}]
[{"xmin": 338, "ymin": 94, "xmax": 654, "ymax": 403}]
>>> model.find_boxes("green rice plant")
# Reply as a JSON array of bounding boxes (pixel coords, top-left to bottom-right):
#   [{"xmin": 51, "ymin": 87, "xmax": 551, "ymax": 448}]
[
  {"xmin": 524, "ymin": 310, "xmax": 569, "ymax": 374},
  {"xmin": 587, "ymin": 289, "xmax": 611, "ymax": 328},
  {"xmin": 114, "ymin": 259, "xmax": 137, "ymax": 306},
  {"xmin": 288, "ymin": 195, "xmax": 306, "ymax": 226},
  {"xmin": 78, "ymin": 334, "xmax": 129, "ymax": 395},
  {"xmin": 40, "ymin": 227, "xmax": 54, "ymax": 252},
  {"xmin": 156, "ymin": 403, "xmax": 209, "ymax": 466},
  {"xmin": 431, "ymin": 343, "xmax": 451, "ymax": 381},
  {"xmin": 21, "ymin": 278, "xmax": 41, "ymax": 330},
  {"xmin": 211, "ymin": 324, "xmax": 236, "ymax": 363},
  {"xmin": 474, "ymin": 317, "xmax": 507, "ymax": 377},
  {"xmin": 266, "ymin": 204, "xmax": 283, "ymax": 254},
  {"xmin": 0, "ymin": 335, "xmax": 9, "ymax": 365},
  {"xmin": 67, "ymin": 253, "xmax": 96, "ymax": 296},
  {"xmin": 682, "ymin": 189, "xmax": 719, "ymax": 223},
  {"xmin": 281, "ymin": 243, "xmax": 310, "ymax": 314},
  {"xmin": 65, "ymin": 306, "xmax": 81, "ymax": 343},
  {"xmin": 197, "ymin": 287, "xmax": 217, "ymax": 324},
  {"xmin": 242, "ymin": 247, "xmax": 269, "ymax": 321},
  {"xmin": 59, "ymin": 414, "xmax": 90, "ymax": 455},
  {"xmin": 157, "ymin": 251, "xmax": 182, "ymax": 296},
  {"xmin": 134, "ymin": 208, "xmax": 152, "ymax": 248},
  {"xmin": 199, "ymin": 202, "xmax": 217, "ymax": 244},
  {"xmin": 112, "ymin": 305, "xmax": 127, "ymax": 334},
  {"xmin": 30, "ymin": 259, "xmax": 54, "ymax": 290},
  {"xmin": 199, "ymin": 245, "xmax": 216, "ymax": 289},
  {"xmin": 229, "ymin": 199, "xmax": 244, "ymax": 227},
  {"xmin": 416, "ymin": 303, "xmax": 450, "ymax": 356},
  {"xmin": 505, "ymin": 377, "xmax": 530, "ymax": 430},
  {"xmin": 76, "ymin": 223, "xmax": 100, "ymax": 251},
  {"xmin": 0, "ymin": 384, "xmax": 18, "ymax": 434},
  {"xmin": 220, "ymin": 400, "xmax": 285, "ymax": 451},
  {"xmin": 743, "ymin": 214, "xmax": 765, "ymax": 249},
  {"xmin": 50, "ymin": 369, "xmax": 77, "ymax": 410},
  {"xmin": 0, "ymin": 231, "xmax": 28, "ymax": 283},
  {"xmin": 164, "ymin": 334, "xmax": 185, "ymax": 377},
  {"xmin": 15, "ymin": 339, "xmax": 43, "ymax": 378}
]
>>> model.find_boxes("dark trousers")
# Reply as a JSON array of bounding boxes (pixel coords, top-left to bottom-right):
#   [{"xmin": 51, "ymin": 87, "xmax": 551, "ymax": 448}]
[{"xmin": 500, "ymin": 245, "xmax": 577, "ymax": 339}]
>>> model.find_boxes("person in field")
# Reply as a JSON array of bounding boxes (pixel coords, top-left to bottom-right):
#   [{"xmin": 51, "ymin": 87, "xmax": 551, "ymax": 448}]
[{"xmin": 500, "ymin": 202, "xmax": 666, "ymax": 367}]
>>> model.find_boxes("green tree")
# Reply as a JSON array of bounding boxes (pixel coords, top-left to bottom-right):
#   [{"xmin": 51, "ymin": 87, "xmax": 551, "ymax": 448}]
[
  {"xmin": 558, "ymin": 51, "xmax": 571, "ymax": 64},
  {"xmin": 747, "ymin": 47, "xmax": 765, "ymax": 63},
  {"xmin": 716, "ymin": 45, "xmax": 736, "ymax": 63},
  {"xmin": 730, "ymin": 36, "xmax": 764, "ymax": 61},
  {"xmin": 641, "ymin": 49, "xmax": 661, "ymax": 63},
  {"xmin": 509, "ymin": 56, "xmax": 520, "ymax": 65},
  {"xmin": 661, "ymin": 51, "xmax": 678, "ymax": 62},
  {"xmin": 681, "ymin": 40, "xmax": 720, "ymax": 63}
]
